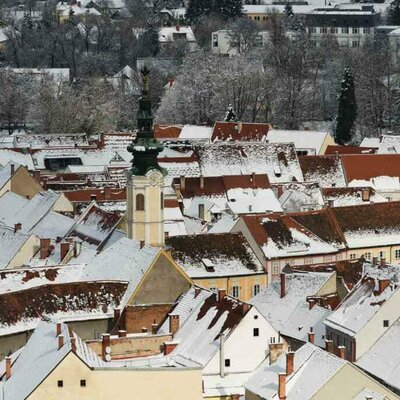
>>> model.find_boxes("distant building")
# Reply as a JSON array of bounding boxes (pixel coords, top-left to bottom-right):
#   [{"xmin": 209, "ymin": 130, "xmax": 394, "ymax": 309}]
[
  {"xmin": 158, "ymin": 26, "xmax": 197, "ymax": 51},
  {"xmin": 305, "ymin": 5, "xmax": 381, "ymax": 47}
]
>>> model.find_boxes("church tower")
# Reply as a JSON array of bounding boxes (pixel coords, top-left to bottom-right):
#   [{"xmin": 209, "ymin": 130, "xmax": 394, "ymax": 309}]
[{"xmin": 126, "ymin": 67, "xmax": 166, "ymax": 247}]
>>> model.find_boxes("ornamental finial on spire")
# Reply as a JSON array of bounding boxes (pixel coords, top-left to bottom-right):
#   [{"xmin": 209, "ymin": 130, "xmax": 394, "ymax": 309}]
[{"xmin": 141, "ymin": 66, "xmax": 150, "ymax": 95}]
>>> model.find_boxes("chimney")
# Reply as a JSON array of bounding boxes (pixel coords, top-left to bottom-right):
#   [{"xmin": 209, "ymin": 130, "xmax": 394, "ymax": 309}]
[
  {"xmin": 56, "ymin": 322, "xmax": 62, "ymax": 336},
  {"xmin": 219, "ymin": 332, "xmax": 226, "ymax": 378},
  {"xmin": 200, "ymin": 175, "xmax": 204, "ymax": 190},
  {"xmin": 280, "ymin": 273, "xmax": 286, "ymax": 298},
  {"xmin": 151, "ymin": 323, "xmax": 158, "ymax": 334},
  {"xmin": 325, "ymin": 339, "xmax": 333, "ymax": 353},
  {"xmin": 102, "ymin": 334, "xmax": 111, "ymax": 361},
  {"xmin": 308, "ymin": 327, "xmax": 315, "ymax": 344},
  {"xmin": 277, "ymin": 185, "xmax": 283, "ymax": 198},
  {"xmin": 70, "ymin": 337, "xmax": 76, "ymax": 353},
  {"xmin": 252, "ymin": 171, "xmax": 256, "ymax": 185},
  {"xmin": 198, "ymin": 204, "xmax": 205, "ymax": 220},
  {"xmin": 361, "ymin": 188, "xmax": 370, "ymax": 202},
  {"xmin": 278, "ymin": 373, "xmax": 287, "ymax": 400},
  {"xmin": 33, "ymin": 170, "xmax": 40, "ymax": 182},
  {"xmin": 180, "ymin": 175, "xmax": 185, "ymax": 191},
  {"xmin": 118, "ymin": 330, "xmax": 127, "ymax": 338},
  {"xmin": 269, "ymin": 340, "xmax": 284, "ymax": 365},
  {"xmin": 40, "ymin": 238, "xmax": 51, "ymax": 259},
  {"xmin": 378, "ymin": 278, "xmax": 391, "ymax": 295},
  {"xmin": 241, "ymin": 302, "xmax": 250, "ymax": 316},
  {"xmin": 58, "ymin": 335, "xmax": 64, "ymax": 350},
  {"xmin": 60, "ymin": 242, "xmax": 70, "ymax": 262},
  {"xmin": 308, "ymin": 298, "xmax": 316, "ymax": 310},
  {"xmin": 14, "ymin": 223, "xmax": 21, "ymax": 233},
  {"xmin": 372, "ymin": 257, "xmax": 378, "ymax": 267},
  {"xmin": 380, "ymin": 257, "xmax": 386, "ymax": 268},
  {"xmin": 176, "ymin": 25, "xmax": 180, "ymax": 31},
  {"xmin": 169, "ymin": 314, "xmax": 180, "ymax": 336},
  {"xmin": 90, "ymin": 194, "xmax": 97, "ymax": 201},
  {"xmin": 218, "ymin": 289, "xmax": 226, "ymax": 303},
  {"xmin": 194, "ymin": 287, "xmax": 201, "ymax": 298},
  {"xmin": 104, "ymin": 187, "xmax": 111, "ymax": 200},
  {"xmin": 10, "ymin": 164, "xmax": 15, "ymax": 175},
  {"xmin": 5, "ymin": 356, "xmax": 11, "ymax": 380},
  {"xmin": 286, "ymin": 351, "xmax": 294, "ymax": 376},
  {"xmin": 141, "ymin": 327, "xmax": 148, "ymax": 333},
  {"xmin": 164, "ymin": 341, "xmax": 178, "ymax": 355},
  {"xmin": 338, "ymin": 345, "xmax": 346, "ymax": 359},
  {"xmin": 140, "ymin": 240, "xmax": 145, "ymax": 249}
]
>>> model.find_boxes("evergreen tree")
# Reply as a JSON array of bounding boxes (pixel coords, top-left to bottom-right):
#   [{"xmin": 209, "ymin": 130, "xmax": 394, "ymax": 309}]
[
  {"xmin": 186, "ymin": 0, "xmax": 213, "ymax": 22},
  {"xmin": 336, "ymin": 68, "xmax": 357, "ymax": 145},
  {"xmin": 389, "ymin": 0, "xmax": 400, "ymax": 24},
  {"xmin": 186, "ymin": 0, "xmax": 242, "ymax": 22},
  {"xmin": 284, "ymin": 2, "xmax": 293, "ymax": 17}
]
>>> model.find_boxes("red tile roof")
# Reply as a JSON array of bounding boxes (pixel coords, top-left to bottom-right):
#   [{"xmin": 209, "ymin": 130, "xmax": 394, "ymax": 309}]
[
  {"xmin": 211, "ymin": 122, "xmax": 270, "ymax": 142},
  {"xmin": 341, "ymin": 154, "xmax": 400, "ymax": 182},
  {"xmin": 154, "ymin": 124, "xmax": 183, "ymax": 139},
  {"xmin": 325, "ymin": 145, "xmax": 377, "ymax": 155},
  {"xmin": 173, "ymin": 174, "xmax": 270, "ymax": 198},
  {"xmin": 64, "ymin": 187, "xmax": 126, "ymax": 202}
]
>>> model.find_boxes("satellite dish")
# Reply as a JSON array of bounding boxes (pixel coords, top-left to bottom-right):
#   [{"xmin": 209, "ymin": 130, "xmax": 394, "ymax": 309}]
[
  {"xmin": 105, "ymin": 346, "xmax": 112, "ymax": 354},
  {"xmin": 105, "ymin": 354, "xmax": 112, "ymax": 362}
]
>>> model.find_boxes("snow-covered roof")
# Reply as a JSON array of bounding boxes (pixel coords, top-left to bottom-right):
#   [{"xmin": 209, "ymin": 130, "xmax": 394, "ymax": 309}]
[
  {"xmin": 197, "ymin": 142, "xmax": 303, "ymax": 183},
  {"xmin": 226, "ymin": 188, "xmax": 282, "ymax": 214},
  {"xmin": 0, "ymin": 226, "xmax": 34, "ymax": 270},
  {"xmin": 322, "ymin": 187, "xmax": 387, "ymax": 207},
  {"xmin": 0, "ymin": 162, "xmax": 19, "ymax": 189},
  {"xmin": 267, "ymin": 129, "xmax": 331, "ymax": 155},
  {"xmin": 244, "ymin": 343, "xmax": 346, "ymax": 400},
  {"xmin": 179, "ymin": 125, "xmax": 212, "ymax": 140},
  {"xmin": 167, "ymin": 233, "xmax": 263, "ymax": 278},
  {"xmin": 208, "ymin": 214, "xmax": 237, "ymax": 234},
  {"xmin": 0, "ymin": 150, "xmax": 34, "ymax": 170},
  {"xmin": 0, "ymin": 321, "xmax": 105, "ymax": 399},
  {"xmin": 356, "ymin": 320, "xmax": 400, "ymax": 392},
  {"xmin": 13, "ymin": 133, "xmax": 88, "ymax": 149},
  {"xmin": 56, "ymin": 2, "xmax": 101, "ymax": 16},
  {"xmin": 278, "ymin": 183, "xmax": 324, "ymax": 213},
  {"xmin": 250, "ymin": 271, "xmax": 334, "ymax": 332},
  {"xmin": 158, "ymin": 26, "xmax": 196, "ymax": 43}
]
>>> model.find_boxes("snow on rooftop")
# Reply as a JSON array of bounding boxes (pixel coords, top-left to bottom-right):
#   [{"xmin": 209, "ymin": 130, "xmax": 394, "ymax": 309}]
[
  {"xmin": 208, "ymin": 214, "xmax": 237, "ymax": 234},
  {"xmin": 0, "ymin": 150, "xmax": 34, "ymax": 170},
  {"xmin": 251, "ymin": 271, "xmax": 334, "ymax": 332},
  {"xmin": 159, "ymin": 161, "xmax": 201, "ymax": 178},
  {"xmin": 0, "ymin": 226, "xmax": 33, "ymax": 270},
  {"xmin": 179, "ymin": 125, "xmax": 212, "ymax": 140},
  {"xmin": 244, "ymin": 343, "xmax": 345, "ymax": 400},
  {"xmin": 226, "ymin": 188, "xmax": 282, "ymax": 214}
]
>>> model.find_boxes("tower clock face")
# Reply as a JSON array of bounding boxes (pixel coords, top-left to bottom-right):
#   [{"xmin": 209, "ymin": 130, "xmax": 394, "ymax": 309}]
[{"xmin": 148, "ymin": 170, "xmax": 163, "ymax": 186}]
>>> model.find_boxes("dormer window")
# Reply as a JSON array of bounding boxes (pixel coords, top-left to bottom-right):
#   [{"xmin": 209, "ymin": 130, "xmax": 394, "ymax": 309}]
[
  {"xmin": 202, "ymin": 258, "xmax": 215, "ymax": 272},
  {"xmin": 274, "ymin": 166, "xmax": 281, "ymax": 177}
]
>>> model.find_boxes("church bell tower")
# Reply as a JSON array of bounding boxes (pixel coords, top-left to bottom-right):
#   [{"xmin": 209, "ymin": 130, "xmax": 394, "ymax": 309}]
[{"xmin": 126, "ymin": 67, "xmax": 166, "ymax": 247}]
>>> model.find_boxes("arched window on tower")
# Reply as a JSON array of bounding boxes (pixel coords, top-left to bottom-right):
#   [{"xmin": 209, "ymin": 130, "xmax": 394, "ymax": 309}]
[
  {"xmin": 136, "ymin": 194, "xmax": 145, "ymax": 211},
  {"xmin": 160, "ymin": 192, "xmax": 164, "ymax": 209}
]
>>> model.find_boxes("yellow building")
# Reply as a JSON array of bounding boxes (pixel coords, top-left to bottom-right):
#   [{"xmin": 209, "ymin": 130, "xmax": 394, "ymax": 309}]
[
  {"xmin": 166, "ymin": 232, "xmax": 267, "ymax": 301},
  {"xmin": 0, "ymin": 321, "xmax": 203, "ymax": 400}
]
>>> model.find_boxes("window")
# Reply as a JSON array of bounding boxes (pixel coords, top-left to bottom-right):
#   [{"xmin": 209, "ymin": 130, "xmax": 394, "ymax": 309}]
[
  {"xmin": 160, "ymin": 192, "xmax": 164, "ymax": 209},
  {"xmin": 324, "ymin": 255, "xmax": 333, "ymax": 262},
  {"xmin": 80, "ymin": 380, "xmax": 86, "ymax": 387},
  {"xmin": 383, "ymin": 320, "xmax": 389, "ymax": 327},
  {"xmin": 272, "ymin": 261, "xmax": 280, "ymax": 274},
  {"xmin": 337, "ymin": 254, "xmax": 342, "ymax": 261},
  {"xmin": 321, "ymin": 27, "xmax": 328, "ymax": 34},
  {"xmin": 310, "ymin": 27, "xmax": 317, "ymax": 33},
  {"xmin": 225, "ymin": 359, "xmax": 231, "ymax": 367},
  {"xmin": 364, "ymin": 252, "xmax": 371, "ymax": 260},
  {"xmin": 136, "ymin": 194, "xmax": 145, "ymax": 211},
  {"xmin": 253, "ymin": 328, "xmax": 259, "ymax": 337},
  {"xmin": 330, "ymin": 27, "xmax": 337, "ymax": 34},
  {"xmin": 353, "ymin": 27, "xmax": 359, "ymax": 34},
  {"xmin": 352, "ymin": 40, "xmax": 360, "ymax": 48},
  {"xmin": 58, "ymin": 380, "xmax": 63, "ymax": 388},
  {"xmin": 380, "ymin": 251, "xmax": 385, "ymax": 259},
  {"xmin": 342, "ymin": 27, "xmax": 349, "ymax": 34},
  {"xmin": 395, "ymin": 250, "xmax": 400, "ymax": 260},
  {"xmin": 363, "ymin": 27, "xmax": 370, "ymax": 34},
  {"xmin": 305, "ymin": 257, "xmax": 313, "ymax": 264},
  {"xmin": 232, "ymin": 286, "xmax": 240, "ymax": 298},
  {"xmin": 253, "ymin": 284, "xmax": 260, "ymax": 297},
  {"xmin": 349, "ymin": 253, "xmax": 356, "ymax": 260}
]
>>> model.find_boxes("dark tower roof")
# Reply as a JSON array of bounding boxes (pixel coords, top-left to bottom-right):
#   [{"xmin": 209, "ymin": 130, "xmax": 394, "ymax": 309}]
[{"xmin": 127, "ymin": 67, "xmax": 166, "ymax": 176}]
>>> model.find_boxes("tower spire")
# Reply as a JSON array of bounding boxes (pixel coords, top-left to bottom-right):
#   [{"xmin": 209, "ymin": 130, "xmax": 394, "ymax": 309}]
[{"xmin": 127, "ymin": 67, "xmax": 165, "ymax": 176}]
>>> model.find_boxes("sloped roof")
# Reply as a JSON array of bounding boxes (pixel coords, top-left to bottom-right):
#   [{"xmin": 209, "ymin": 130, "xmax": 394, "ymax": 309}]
[
  {"xmin": 211, "ymin": 122, "xmax": 269, "ymax": 142},
  {"xmin": 322, "ymin": 187, "xmax": 387, "ymax": 207},
  {"xmin": 0, "ymin": 226, "xmax": 33, "ymax": 270},
  {"xmin": 0, "ymin": 162, "xmax": 20, "ymax": 189},
  {"xmin": 299, "ymin": 155, "xmax": 346, "ymax": 187},
  {"xmin": 250, "ymin": 271, "xmax": 334, "ymax": 332},
  {"xmin": 196, "ymin": 142, "xmax": 303, "ymax": 183},
  {"xmin": 154, "ymin": 124, "xmax": 183, "ymax": 139},
  {"xmin": 0, "ymin": 150, "xmax": 34, "ymax": 170},
  {"xmin": 64, "ymin": 187, "xmax": 126, "ymax": 203},
  {"xmin": 244, "ymin": 343, "xmax": 346, "ymax": 400},
  {"xmin": 0, "ymin": 321, "xmax": 105, "ymax": 399},
  {"xmin": 325, "ymin": 145, "xmax": 377, "ymax": 155},
  {"xmin": 166, "ymin": 233, "xmax": 263, "ymax": 278}
]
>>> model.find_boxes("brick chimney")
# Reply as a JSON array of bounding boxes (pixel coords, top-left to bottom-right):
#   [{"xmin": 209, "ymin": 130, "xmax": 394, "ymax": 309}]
[
  {"xmin": 380, "ymin": 257, "xmax": 386, "ymax": 268},
  {"xmin": 372, "ymin": 257, "xmax": 378, "ymax": 267},
  {"xmin": 180, "ymin": 175, "xmax": 185, "ymax": 191},
  {"xmin": 14, "ymin": 223, "xmax": 21, "ymax": 233},
  {"xmin": 215, "ymin": 289, "xmax": 226, "ymax": 303},
  {"xmin": 102, "ymin": 334, "xmax": 111, "ymax": 361},
  {"xmin": 140, "ymin": 240, "xmax": 145, "ymax": 249},
  {"xmin": 361, "ymin": 188, "xmax": 370, "ymax": 202},
  {"xmin": 377, "ymin": 278, "xmax": 391, "ymax": 295},
  {"xmin": 33, "ymin": 170, "xmax": 40, "ymax": 182},
  {"xmin": 58, "ymin": 335, "xmax": 64, "ymax": 350},
  {"xmin": 200, "ymin": 175, "xmax": 204, "ymax": 190},
  {"xmin": 169, "ymin": 314, "xmax": 180, "ymax": 336},
  {"xmin": 5, "ymin": 356, "xmax": 11, "ymax": 380},
  {"xmin": 286, "ymin": 351, "xmax": 294, "ymax": 376},
  {"xmin": 278, "ymin": 373, "xmax": 287, "ymax": 400},
  {"xmin": 56, "ymin": 322, "xmax": 62, "ymax": 336},
  {"xmin": 114, "ymin": 308, "xmax": 121, "ymax": 326},
  {"xmin": 70, "ymin": 337, "xmax": 76, "ymax": 353},
  {"xmin": 269, "ymin": 339, "xmax": 284, "ymax": 365},
  {"xmin": 90, "ymin": 194, "xmax": 97, "ymax": 201},
  {"xmin": 151, "ymin": 323, "xmax": 158, "ymax": 334},
  {"xmin": 325, "ymin": 339, "xmax": 333, "ymax": 353},
  {"xmin": 164, "ymin": 340, "xmax": 178, "ymax": 355},
  {"xmin": 338, "ymin": 345, "xmax": 346, "ymax": 359},
  {"xmin": 280, "ymin": 273, "xmax": 286, "ymax": 298},
  {"xmin": 141, "ymin": 327, "xmax": 148, "ymax": 333},
  {"xmin": 104, "ymin": 186, "xmax": 111, "ymax": 200},
  {"xmin": 40, "ymin": 238, "xmax": 51, "ymax": 259},
  {"xmin": 241, "ymin": 302, "xmax": 250, "ymax": 316},
  {"xmin": 308, "ymin": 327, "xmax": 315, "ymax": 344},
  {"xmin": 307, "ymin": 298, "xmax": 316, "ymax": 310},
  {"xmin": 118, "ymin": 330, "xmax": 127, "ymax": 338},
  {"xmin": 60, "ymin": 242, "xmax": 70, "ymax": 262}
]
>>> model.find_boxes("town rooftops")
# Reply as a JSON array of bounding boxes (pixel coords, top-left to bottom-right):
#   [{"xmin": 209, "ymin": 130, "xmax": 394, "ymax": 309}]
[
  {"xmin": 166, "ymin": 233, "xmax": 263, "ymax": 278},
  {"xmin": 244, "ymin": 343, "xmax": 346, "ymax": 400},
  {"xmin": 322, "ymin": 187, "xmax": 387, "ymax": 207},
  {"xmin": 0, "ymin": 162, "xmax": 19, "ymax": 189},
  {"xmin": 196, "ymin": 142, "xmax": 303, "ymax": 183},
  {"xmin": 325, "ymin": 145, "xmax": 377, "ymax": 155},
  {"xmin": 211, "ymin": 122, "xmax": 269, "ymax": 142},
  {"xmin": 0, "ymin": 150, "xmax": 34, "ymax": 170}
]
